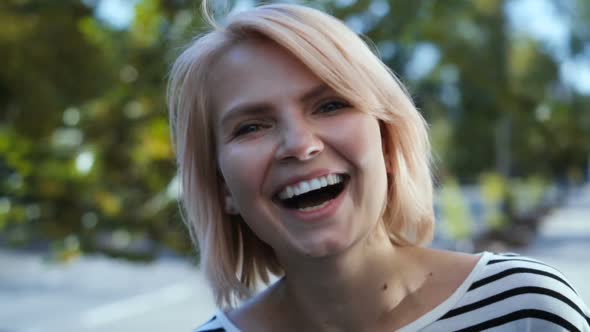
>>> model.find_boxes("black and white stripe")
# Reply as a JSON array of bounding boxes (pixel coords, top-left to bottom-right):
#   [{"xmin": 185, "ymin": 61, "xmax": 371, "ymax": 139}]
[{"xmin": 424, "ymin": 253, "xmax": 590, "ymax": 332}]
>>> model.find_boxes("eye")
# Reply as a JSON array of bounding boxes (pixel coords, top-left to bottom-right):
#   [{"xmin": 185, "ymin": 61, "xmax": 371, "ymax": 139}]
[
  {"xmin": 316, "ymin": 100, "xmax": 349, "ymax": 114},
  {"xmin": 234, "ymin": 123, "xmax": 265, "ymax": 137}
]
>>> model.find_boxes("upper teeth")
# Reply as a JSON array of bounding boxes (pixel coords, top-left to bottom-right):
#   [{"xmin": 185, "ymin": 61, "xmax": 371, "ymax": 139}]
[{"xmin": 277, "ymin": 174, "xmax": 343, "ymax": 200}]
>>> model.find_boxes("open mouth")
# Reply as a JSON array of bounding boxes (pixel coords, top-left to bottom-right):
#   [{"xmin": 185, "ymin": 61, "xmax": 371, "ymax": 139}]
[{"xmin": 273, "ymin": 174, "xmax": 349, "ymax": 211}]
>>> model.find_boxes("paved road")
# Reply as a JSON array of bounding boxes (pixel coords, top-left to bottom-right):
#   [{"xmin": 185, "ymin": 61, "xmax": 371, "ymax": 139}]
[
  {"xmin": 521, "ymin": 184, "xmax": 590, "ymax": 302},
  {"xmin": 1, "ymin": 184, "xmax": 588, "ymax": 332},
  {"xmin": 0, "ymin": 252, "xmax": 216, "ymax": 332}
]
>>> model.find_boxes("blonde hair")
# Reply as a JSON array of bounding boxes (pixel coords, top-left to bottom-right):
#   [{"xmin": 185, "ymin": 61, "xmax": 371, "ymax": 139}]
[{"xmin": 167, "ymin": 2, "xmax": 434, "ymax": 309}]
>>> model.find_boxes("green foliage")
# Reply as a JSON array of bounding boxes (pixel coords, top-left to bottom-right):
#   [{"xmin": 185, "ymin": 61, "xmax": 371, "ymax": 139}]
[
  {"xmin": 326, "ymin": 0, "xmax": 590, "ymax": 180},
  {"xmin": 0, "ymin": 0, "xmax": 588, "ymax": 259},
  {"xmin": 439, "ymin": 177, "xmax": 472, "ymax": 240},
  {"xmin": 0, "ymin": 0, "xmax": 199, "ymax": 259},
  {"xmin": 479, "ymin": 172, "xmax": 510, "ymax": 230}
]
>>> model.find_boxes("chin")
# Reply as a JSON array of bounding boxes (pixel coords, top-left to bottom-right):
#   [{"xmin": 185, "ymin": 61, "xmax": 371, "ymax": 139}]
[{"xmin": 295, "ymin": 232, "xmax": 357, "ymax": 259}]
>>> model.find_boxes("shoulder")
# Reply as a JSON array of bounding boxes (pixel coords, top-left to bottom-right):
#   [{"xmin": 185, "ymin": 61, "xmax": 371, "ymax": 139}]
[
  {"xmin": 473, "ymin": 252, "xmax": 577, "ymax": 288},
  {"xmin": 449, "ymin": 252, "xmax": 590, "ymax": 331},
  {"xmin": 473, "ymin": 252, "xmax": 585, "ymax": 299}
]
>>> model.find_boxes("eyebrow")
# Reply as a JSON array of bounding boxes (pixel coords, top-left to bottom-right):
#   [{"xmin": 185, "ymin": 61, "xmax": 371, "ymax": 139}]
[{"xmin": 218, "ymin": 83, "xmax": 334, "ymax": 129}]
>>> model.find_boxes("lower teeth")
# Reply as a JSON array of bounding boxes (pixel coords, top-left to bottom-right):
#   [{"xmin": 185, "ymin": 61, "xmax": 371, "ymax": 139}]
[{"xmin": 297, "ymin": 200, "xmax": 331, "ymax": 212}]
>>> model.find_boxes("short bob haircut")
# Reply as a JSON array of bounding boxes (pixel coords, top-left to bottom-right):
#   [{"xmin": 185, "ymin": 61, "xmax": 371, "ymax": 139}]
[{"xmin": 167, "ymin": 2, "xmax": 434, "ymax": 308}]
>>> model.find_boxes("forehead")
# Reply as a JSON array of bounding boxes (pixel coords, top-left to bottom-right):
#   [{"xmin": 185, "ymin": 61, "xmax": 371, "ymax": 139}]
[{"xmin": 208, "ymin": 40, "xmax": 323, "ymax": 117}]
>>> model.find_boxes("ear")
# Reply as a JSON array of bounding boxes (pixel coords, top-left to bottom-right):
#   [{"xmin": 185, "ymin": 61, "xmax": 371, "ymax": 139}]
[
  {"xmin": 217, "ymin": 168, "xmax": 240, "ymax": 215},
  {"xmin": 224, "ymin": 195, "xmax": 239, "ymax": 215},
  {"xmin": 222, "ymin": 182, "xmax": 239, "ymax": 215}
]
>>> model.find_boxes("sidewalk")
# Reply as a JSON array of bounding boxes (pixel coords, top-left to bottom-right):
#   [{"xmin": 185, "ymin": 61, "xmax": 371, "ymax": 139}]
[
  {"xmin": 521, "ymin": 184, "xmax": 590, "ymax": 301},
  {"xmin": 0, "ymin": 251, "xmax": 216, "ymax": 332}
]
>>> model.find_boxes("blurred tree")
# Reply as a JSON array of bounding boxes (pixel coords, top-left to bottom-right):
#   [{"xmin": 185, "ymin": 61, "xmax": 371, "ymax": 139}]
[
  {"xmin": 0, "ymin": 0, "xmax": 200, "ymax": 259},
  {"xmin": 325, "ymin": 0, "xmax": 590, "ymax": 181}
]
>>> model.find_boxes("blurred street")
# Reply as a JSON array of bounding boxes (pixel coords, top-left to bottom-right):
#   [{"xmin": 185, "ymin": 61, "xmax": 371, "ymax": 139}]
[
  {"xmin": 521, "ymin": 184, "xmax": 590, "ymax": 302},
  {"xmin": 1, "ymin": 184, "xmax": 589, "ymax": 332},
  {"xmin": 0, "ymin": 252, "xmax": 217, "ymax": 332}
]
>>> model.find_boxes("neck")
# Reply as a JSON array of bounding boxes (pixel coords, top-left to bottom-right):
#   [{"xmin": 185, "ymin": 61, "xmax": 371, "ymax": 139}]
[{"xmin": 275, "ymin": 226, "xmax": 429, "ymax": 331}]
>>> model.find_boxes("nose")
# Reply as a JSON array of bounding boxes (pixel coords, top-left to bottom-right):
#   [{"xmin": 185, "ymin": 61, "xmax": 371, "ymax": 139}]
[{"xmin": 275, "ymin": 118, "xmax": 324, "ymax": 162}]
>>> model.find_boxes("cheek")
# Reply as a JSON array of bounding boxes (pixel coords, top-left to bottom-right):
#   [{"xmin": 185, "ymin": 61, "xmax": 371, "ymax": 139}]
[
  {"xmin": 218, "ymin": 143, "xmax": 279, "ymax": 246},
  {"xmin": 217, "ymin": 143, "xmax": 272, "ymax": 206},
  {"xmin": 334, "ymin": 113, "xmax": 386, "ymax": 170},
  {"xmin": 336, "ymin": 114, "xmax": 388, "ymax": 206}
]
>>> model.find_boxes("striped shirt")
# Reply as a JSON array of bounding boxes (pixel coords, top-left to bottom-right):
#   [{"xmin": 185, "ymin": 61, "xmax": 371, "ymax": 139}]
[{"xmin": 195, "ymin": 252, "xmax": 590, "ymax": 331}]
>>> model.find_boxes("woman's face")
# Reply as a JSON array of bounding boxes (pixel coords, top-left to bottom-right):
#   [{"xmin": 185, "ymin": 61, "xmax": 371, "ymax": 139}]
[{"xmin": 211, "ymin": 40, "xmax": 389, "ymax": 259}]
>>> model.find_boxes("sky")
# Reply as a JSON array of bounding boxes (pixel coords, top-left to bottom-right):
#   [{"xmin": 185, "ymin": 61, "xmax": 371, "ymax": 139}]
[
  {"xmin": 94, "ymin": 0, "xmax": 590, "ymax": 94},
  {"xmin": 94, "ymin": 0, "xmax": 138, "ymax": 28},
  {"xmin": 507, "ymin": 0, "xmax": 590, "ymax": 94}
]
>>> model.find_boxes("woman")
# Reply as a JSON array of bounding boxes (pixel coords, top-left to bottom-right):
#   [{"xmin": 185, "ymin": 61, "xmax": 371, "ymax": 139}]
[{"xmin": 167, "ymin": 2, "xmax": 590, "ymax": 331}]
